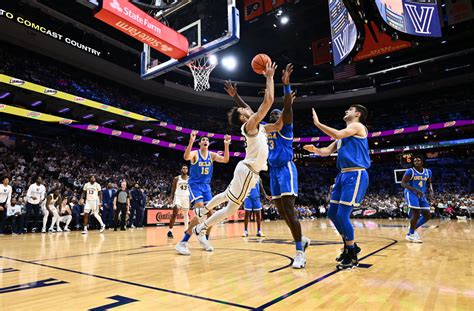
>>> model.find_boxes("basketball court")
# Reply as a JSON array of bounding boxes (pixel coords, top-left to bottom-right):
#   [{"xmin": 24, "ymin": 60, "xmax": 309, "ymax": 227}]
[{"xmin": 1, "ymin": 219, "xmax": 472, "ymax": 310}]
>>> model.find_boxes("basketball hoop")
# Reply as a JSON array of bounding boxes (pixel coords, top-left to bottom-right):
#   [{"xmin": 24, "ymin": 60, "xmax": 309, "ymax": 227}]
[{"xmin": 187, "ymin": 55, "xmax": 217, "ymax": 92}]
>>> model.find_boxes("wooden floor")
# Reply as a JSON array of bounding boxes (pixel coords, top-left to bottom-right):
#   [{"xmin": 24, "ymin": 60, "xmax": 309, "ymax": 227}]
[{"xmin": 0, "ymin": 219, "xmax": 472, "ymax": 310}]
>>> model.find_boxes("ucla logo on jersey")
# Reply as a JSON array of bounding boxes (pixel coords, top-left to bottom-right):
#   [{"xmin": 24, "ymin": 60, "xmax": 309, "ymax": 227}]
[{"xmin": 198, "ymin": 162, "xmax": 211, "ymax": 167}]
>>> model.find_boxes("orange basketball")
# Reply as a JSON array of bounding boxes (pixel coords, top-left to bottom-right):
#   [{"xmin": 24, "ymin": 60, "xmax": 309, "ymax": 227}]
[{"xmin": 251, "ymin": 54, "xmax": 272, "ymax": 74}]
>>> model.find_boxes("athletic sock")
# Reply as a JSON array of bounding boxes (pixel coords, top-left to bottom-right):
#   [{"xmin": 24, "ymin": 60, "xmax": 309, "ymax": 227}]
[
  {"xmin": 205, "ymin": 234, "xmax": 209, "ymax": 240},
  {"xmin": 295, "ymin": 241, "xmax": 303, "ymax": 251},
  {"xmin": 347, "ymin": 244, "xmax": 355, "ymax": 249},
  {"xmin": 409, "ymin": 228, "xmax": 415, "ymax": 234},
  {"xmin": 182, "ymin": 233, "xmax": 191, "ymax": 242}
]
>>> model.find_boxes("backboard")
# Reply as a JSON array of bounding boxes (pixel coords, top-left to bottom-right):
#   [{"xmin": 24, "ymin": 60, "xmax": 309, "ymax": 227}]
[{"xmin": 140, "ymin": 0, "xmax": 240, "ymax": 80}]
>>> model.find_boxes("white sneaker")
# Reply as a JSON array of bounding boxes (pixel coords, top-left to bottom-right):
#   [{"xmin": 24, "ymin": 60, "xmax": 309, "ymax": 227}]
[
  {"xmin": 405, "ymin": 233, "xmax": 422, "ymax": 243},
  {"xmin": 41, "ymin": 228, "xmax": 46, "ymax": 233},
  {"xmin": 197, "ymin": 232, "xmax": 213, "ymax": 252},
  {"xmin": 242, "ymin": 231, "xmax": 248, "ymax": 237},
  {"xmin": 56, "ymin": 228, "xmax": 63, "ymax": 232},
  {"xmin": 302, "ymin": 236, "xmax": 311, "ymax": 252},
  {"xmin": 81, "ymin": 228, "xmax": 88, "ymax": 235},
  {"xmin": 100, "ymin": 225, "xmax": 106, "ymax": 233},
  {"xmin": 413, "ymin": 231, "xmax": 422, "ymax": 241},
  {"xmin": 48, "ymin": 228, "xmax": 56, "ymax": 233},
  {"xmin": 131, "ymin": 224, "xmax": 136, "ymax": 229},
  {"xmin": 64, "ymin": 228, "xmax": 71, "ymax": 232},
  {"xmin": 175, "ymin": 242, "xmax": 191, "ymax": 255},
  {"xmin": 292, "ymin": 251, "xmax": 306, "ymax": 269}
]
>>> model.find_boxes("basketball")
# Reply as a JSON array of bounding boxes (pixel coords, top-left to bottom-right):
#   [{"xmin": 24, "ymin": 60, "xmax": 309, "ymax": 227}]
[{"xmin": 251, "ymin": 53, "xmax": 272, "ymax": 74}]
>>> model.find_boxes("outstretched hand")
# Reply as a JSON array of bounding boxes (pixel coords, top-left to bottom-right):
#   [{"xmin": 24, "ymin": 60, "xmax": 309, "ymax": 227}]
[
  {"xmin": 263, "ymin": 62, "xmax": 277, "ymax": 78},
  {"xmin": 303, "ymin": 144, "xmax": 317, "ymax": 153},
  {"xmin": 224, "ymin": 134, "xmax": 231, "ymax": 146},
  {"xmin": 282, "ymin": 63, "xmax": 294, "ymax": 85},
  {"xmin": 312, "ymin": 108, "xmax": 320, "ymax": 126},
  {"xmin": 224, "ymin": 80, "xmax": 237, "ymax": 97},
  {"xmin": 190, "ymin": 130, "xmax": 198, "ymax": 142}
]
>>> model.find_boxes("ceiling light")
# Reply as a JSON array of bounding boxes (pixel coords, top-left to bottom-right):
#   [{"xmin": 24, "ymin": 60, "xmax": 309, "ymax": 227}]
[
  {"xmin": 208, "ymin": 54, "xmax": 218, "ymax": 66},
  {"xmin": 280, "ymin": 16, "xmax": 289, "ymax": 25},
  {"xmin": 222, "ymin": 56, "xmax": 237, "ymax": 71}
]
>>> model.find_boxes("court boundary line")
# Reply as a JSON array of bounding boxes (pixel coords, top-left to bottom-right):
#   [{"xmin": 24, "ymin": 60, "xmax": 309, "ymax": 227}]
[
  {"xmin": 0, "ymin": 255, "xmax": 254, "ymax": 310},
  {"xmin": 253, "ymin": 238, "xmax": 398, "ymax": 310}
]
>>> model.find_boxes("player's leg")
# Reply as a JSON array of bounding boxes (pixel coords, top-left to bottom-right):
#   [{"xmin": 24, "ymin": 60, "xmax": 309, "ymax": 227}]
[
  {"xmin": 243, "ymin": 197, "xmax": 252, "ymax": 236},
  {"xmin": 416, "ymin": 197, "xmax": 431, "ymax": 231},
  {"xmin": 49, "ymin": 207, "xmax": 59, "ymax": 232},
  {"xmin": 82, "ymin": 202, "xmax": 90, "ymax": 234},
  {"xmin": 92, "ymin": 203, "xmax": 106, "ymax": 232},
  {"xmin": 255, "ymin": 205, "xmax": 264, "ymax": 237},
  {"xmin": 41, "ymin": 207, "xmax": 49, "ymax": 233},
  {"xmin": 63, "ymin": 215, "xmax": 72, "ymax": 231},
  {"xmin": 336, "ymin": 170, "xmax": 368, "ymax": 270},
  {"xmin": 273, "ymin": 198, "xmax": 290, "ymax": 227},
  {"xmin": 120, "ymin": 203, "xmax": 127, "ymax": 230},
  {"xmin": 270, "ymin": 168, "xmax": 291, "ymax": 227},
  {"xmin": 168, "ymin": 206, "xmax": 179, "ymax": 238}
]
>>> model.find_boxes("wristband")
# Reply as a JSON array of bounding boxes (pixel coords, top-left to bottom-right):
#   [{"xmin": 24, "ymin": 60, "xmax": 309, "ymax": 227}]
[{"xmin": 283, "ymin": 84, "xmax": 291, "ymax": 95}]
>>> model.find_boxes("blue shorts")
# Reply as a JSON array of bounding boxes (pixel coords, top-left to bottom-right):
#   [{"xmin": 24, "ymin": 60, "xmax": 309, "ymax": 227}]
[
  {"xmin": 244, "ymin": 197, "xmax": 262, "ymax": 211},
  {"xmin": 269, "ymin": 161, "xmax": 298, "ymax": 199},
  {"xmin": 404, "ymin": 190, "xmax": 430, "ymax": 210},
  {"xmin": 188, "ymin": 183, "xmax": 212, "ymax": 204},
  {"xmin": 330, "ymin": 169, "xmax": 369, "ymax": 207}
]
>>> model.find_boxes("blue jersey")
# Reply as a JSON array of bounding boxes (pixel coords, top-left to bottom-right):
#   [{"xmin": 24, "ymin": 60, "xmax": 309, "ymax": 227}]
[
  {"xmin": 189, "ymin": 151, "xmax": 213, "ymax": 184},
  {"xmin": 268, "ymin": 124, "xmax": 294, "ymax": 167},
  {"xmin": 248, "ymin": 181, "xmax": 260, "ymax": 199},
  {"xmin": 404, "ymin": 168, "xmax": 432, "ymax": 195},
  {"xmin": 336, "ymin": 132, "xmax": 371, "ymax": 170}
]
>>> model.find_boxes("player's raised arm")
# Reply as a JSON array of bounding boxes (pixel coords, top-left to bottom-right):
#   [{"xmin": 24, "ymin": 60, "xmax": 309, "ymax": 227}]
[
  {"xmin": 224, "ymin": 81, "xmax": 254, "ymax": 112},
  {"xmin": 281, "ymin": 63, "xmax": 294, "ymax": 125},
  {"xmin": 246, "ymin": 62, "xmax": 276, "ymax": 134},
  {"xmin": 303, "ymin": 141, "xmax": 337, "ymax": 157},
  {"xmin": 183, "ymin": 130, "xmax": 198, "ymax": 162},
  {"xmin": 211, "ymin": 135, "xmax": 231, "ymax": 163},
  {"xmin": 311, "ymin": 109, "xmax": 365, "ymax": 140}
]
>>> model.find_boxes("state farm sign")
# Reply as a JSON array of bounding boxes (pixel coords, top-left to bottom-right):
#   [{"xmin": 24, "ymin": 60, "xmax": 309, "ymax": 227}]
[{"xmin": 95, "ymin": 0, "xmax": 188, "ymax": 59}]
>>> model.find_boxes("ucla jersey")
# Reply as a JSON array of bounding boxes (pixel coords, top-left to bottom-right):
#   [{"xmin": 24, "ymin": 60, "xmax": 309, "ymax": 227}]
[
  {"xmin": 189, "ymin": 151, "xmax": 213, "ymax": 184},
  {"xmin": 404, "ymin": 168, "xmax": 432, "ymax": 195},
  {"xmin": 268, "ymin": 124, "xmax": 294, "ymax": 167},
  {"xmin": 336, "ymin": 129, "xmax": 371, "ymax": 170}
]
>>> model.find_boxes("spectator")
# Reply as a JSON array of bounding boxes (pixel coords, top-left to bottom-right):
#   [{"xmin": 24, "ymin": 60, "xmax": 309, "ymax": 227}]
[
  {"xmin": 25, "ymin": 176, "xmax": 46, "ymax": 233},
  {"xmin": 102, "ymin": 183, "xmax": 116, "ymax": 228},
  {"xmin": 7, "ymin": 197, "xmax": 24, "ymax": 235}
]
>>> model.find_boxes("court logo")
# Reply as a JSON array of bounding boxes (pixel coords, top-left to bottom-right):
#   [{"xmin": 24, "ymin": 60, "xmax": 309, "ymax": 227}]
[
  {"xmin": 9, "ymin": 78, "xmax": 24, "ymax": 86},
  {"xmin": 404, "ymin": 4, "xmax": 435, "ymax": 35},
  {"xmin": 44, "ymin": 88, "xmax": 57, "ymax": 95}
]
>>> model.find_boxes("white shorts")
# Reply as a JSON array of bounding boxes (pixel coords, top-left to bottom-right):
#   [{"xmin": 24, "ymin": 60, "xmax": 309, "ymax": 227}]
[
  {"xmin": 43, "ymin": 205, "xmax": 58, "ymax": 213},
  {"xmin": 174, "ymin": 195, "xmax": 190, "ymax": 210},
  {"xmin": 226, "ymin": 161, "xmax": 259, "ymax": 206},
  {"xmin": 59, "ymin": 215, "xmax": 72, "ymax": 223},
  {"xmin": 84, "ymin": 200, "xmax": 100, "ymax": 213}
]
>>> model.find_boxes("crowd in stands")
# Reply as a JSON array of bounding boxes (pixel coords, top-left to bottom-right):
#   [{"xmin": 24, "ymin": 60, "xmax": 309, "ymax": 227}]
[{"xmin": 1, "ymin": 43, "xmax": 473, "ymax": 139}]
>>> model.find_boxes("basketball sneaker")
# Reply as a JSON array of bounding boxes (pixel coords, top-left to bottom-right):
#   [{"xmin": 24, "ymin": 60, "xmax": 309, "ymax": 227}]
[
  {"xmin": 81, "ymin": 227, "xmax": 88, "ymax": 235},
  {"xmin": 257, "ymin": 230, "xmax": 265, "ymax": 237},
  {"xmin": 292, "ymin": 251, "xmax": 306, "ymax": 269},
  {"xmin": 56, "ymin": 227, "xmax": 63, "ymax": 233},
  {"xmin": 64, "ymin": 227, "xmax": 71, "ymax": 232},
  {"xmin": 337, "ymin": 247, "xmax": 359, "ymax": 270},
  {"xmin": 242, "ymin": 230, "xmax": 248, "ymax": 237},
  {"xmin": 175, "ymin": 242, "xmax": 191, "ymax": 255},
  {"xmin": 302, "ymin": 236, "xmax": 311, "ymax": 252},
  {"xmin": 413, "ymin": 231, "xmax": 422, "ymax": 242},
  {"xmin": 197, "ymin": 232, "xmax": 213, "ymax": 252},
  {"xmin": 336, "ymin": 243, "xmax": 361, "ymax": 262},
  {"xmin": 48, "ymin": 228, "xmax": 56, "ymax": 233},
  {"xmin": 405, "ymin": 233, "xmax": 422, "ymax": 243},
  {"xmin": 100, "ymin": 225, "xmax": 106, "ymax": 233},
  {"xmin": 167, "ymin": 231, "xmax": 174, "ymax": 238},
  {"xmin": 41, "ymin": 228, "xmax": 46, "ymax": 233}
]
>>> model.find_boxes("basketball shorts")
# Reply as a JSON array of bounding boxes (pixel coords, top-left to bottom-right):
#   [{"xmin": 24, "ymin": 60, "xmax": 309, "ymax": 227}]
[
  {"xmin": 330, "ymin": 169, "xmax": 369, "ymax": 207},
  {"xmin": 84, "ymin": 199, "xmax": 100, "ymax": 213},
  {"xmin": 226, "ymin": 161, "xmax": 259, "ymax": 206},
  {"xmin": 43, "ymin": 205, "xmax": 58, "ymax": 213},
  {"xmin": 188, "ymin": 183, "xmax": 212, "ymax": 205},
  {"xmin": 269, "ymin": 161, "xmax": 298, "ymax": 199},
  {"xmin": 244, "ymin": 197, "xmax": 262, "ymax": 211},
  {"xmin": 404, "ymin": 190, "xmax": 430, "ymax": 210},
  {"xmin": 174, "ymin": 195, "xmax": 190, "ymax": 210}
]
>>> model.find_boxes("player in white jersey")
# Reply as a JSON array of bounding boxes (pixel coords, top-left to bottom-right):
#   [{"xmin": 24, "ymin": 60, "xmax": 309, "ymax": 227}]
[
  {"xmin": 0, "ymin": 177, "xmax": 13, "ymax": 235},
  {"xmin": 58, "ymin": 197, "xmax": 72, "ymax": 232},
  {"xmin": 42, "ymin": 189, "xmax": 61, "ymax": 233},
  {"xmin": 81, "ymin": 175, "xmax": 105, "ymax": 234},
  {"xmin": 168, "ymin": 165, "xmax": 190, "ymax": 237},
  {"xmin": 191, "ymin": 62, "xmax": 285, "ymax": 249},
  {"xmin": 25, "ymin": 176, "xmax": 46, "ymax": 232}
]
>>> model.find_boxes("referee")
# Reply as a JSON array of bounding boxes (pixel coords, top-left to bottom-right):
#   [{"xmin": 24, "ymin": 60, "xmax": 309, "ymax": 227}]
[{"xmin": 113, "ymin": 181, "xmax": 130, "ymax": 231}]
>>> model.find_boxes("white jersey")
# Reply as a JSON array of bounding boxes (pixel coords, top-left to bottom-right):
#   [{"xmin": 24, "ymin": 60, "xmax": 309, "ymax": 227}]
[
  {"xmin": 48, "ymin": 194, "xmax": 59, "ymax": 208},
  {"xmin": 83, "ymin": 182, "xmax": 101, "ymax": 201},
  {"xmin": 241, "ymin": 123, "xmax": 269, "ymax": 172},
  {"xmin": 175, "ymin": 175, "xmax": 189, "ymax": 197},
  {"xmin": 26, "ymin": 183, "xmax": 46, "ymax": 205},
  {"xmin": 0, "ymin": 184, "xmax": 12, "ymax": 206}
]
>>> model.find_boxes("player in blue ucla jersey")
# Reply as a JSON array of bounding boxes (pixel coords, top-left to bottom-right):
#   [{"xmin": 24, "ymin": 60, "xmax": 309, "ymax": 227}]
[
  {"xmin": 242, "ymin": 178, "xmax": 270, "ymax": 237},
  {"xmin": 223, "ymin": 64, "xmax": 309, "ymax": 269},
  {"xmin": 175, "ymin": 130, "xmax": 230, "ymax": 255},
  {"xmin": 401, "ymin": 155, "xmax": 433, "ymax": 243},
  {"xmin": 304, "ymin": 104, "xmax": 370, "ymax": 270}
]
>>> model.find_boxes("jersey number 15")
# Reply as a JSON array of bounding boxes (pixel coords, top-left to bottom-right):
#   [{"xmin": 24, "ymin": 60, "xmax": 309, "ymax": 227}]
[{"xmin": 201, "ymin": 167, "xmax": 209, "ymax": 175}]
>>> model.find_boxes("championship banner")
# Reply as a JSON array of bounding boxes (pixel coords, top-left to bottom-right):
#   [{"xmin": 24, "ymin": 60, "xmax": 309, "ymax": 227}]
[
  {"xmin": 146, "ymin": 209, "xmax": 245, "ymax": 225},
  {"xmin": 244, "ymin": 0, "xmax": 264, "ymax": 21},
  {"xmin": 95, "ymin": 0, "xmax": 188, "ymax": 59}
]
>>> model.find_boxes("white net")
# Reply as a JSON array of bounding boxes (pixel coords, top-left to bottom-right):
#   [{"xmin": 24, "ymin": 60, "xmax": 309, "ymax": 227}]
[{"xmin": 187, "ymin": 56, "xmax": 217, "ymax": 91}]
